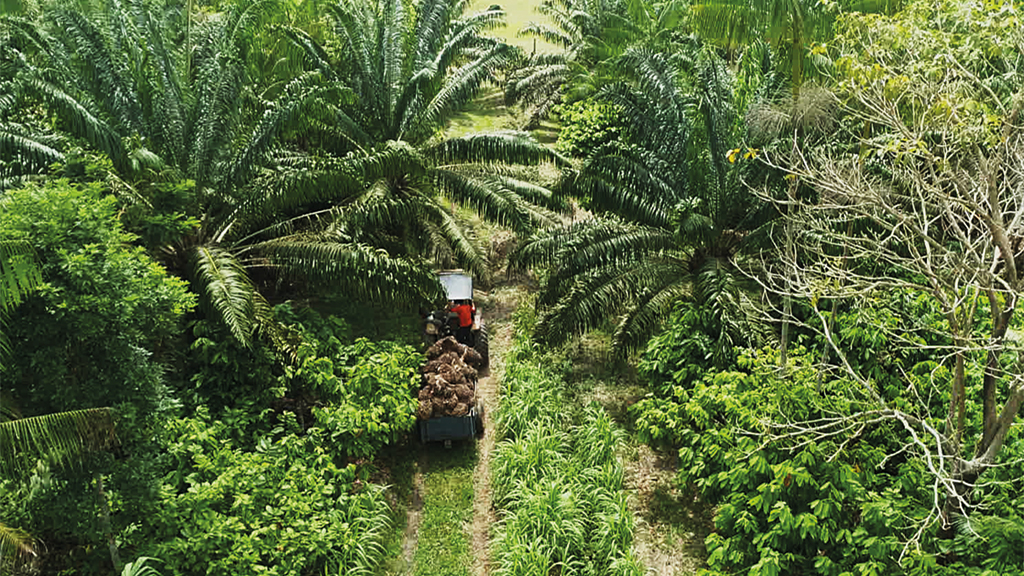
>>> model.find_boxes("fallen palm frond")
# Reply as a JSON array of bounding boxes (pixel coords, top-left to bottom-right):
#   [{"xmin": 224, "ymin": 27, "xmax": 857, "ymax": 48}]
[{"xmin": 0, "ymin": 523, "xmax": 37, "ymax": 576}]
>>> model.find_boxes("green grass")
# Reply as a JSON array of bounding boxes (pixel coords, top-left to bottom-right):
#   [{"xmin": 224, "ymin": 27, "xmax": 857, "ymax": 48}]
[
  {"xmin": 445, "ymin": 87, "xmax": 514, "ymax": 139},
  {"xmin": 488, "ymin": 313, "xmax": 644, "ymax": 575},
  {"xmin": 413, "ymin": 443, "xmax": 478, "ymax": 576},
  {"xmin": 444, "ymin": 2, "xmax": 564, "ymax": 141},
  {"xmin": 373, "ymin": 444, "xmax": 417, "ymax": 575}
]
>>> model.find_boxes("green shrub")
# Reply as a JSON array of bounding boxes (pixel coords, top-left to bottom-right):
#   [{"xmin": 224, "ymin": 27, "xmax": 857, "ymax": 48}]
[
  {"xmin": 147, "ymin": 409, "xmax": 391, "ymax": 576},
  {"xmin": 555, "ymin": 100, "xmax": 626, "ymax": 158},
  {"xmin": 289, "ymin": 336, "xmax": 421, "ymax": 459},
  {"xmin": 632, "ymin": 341, "xmax": 1024, "ymax": 575}
]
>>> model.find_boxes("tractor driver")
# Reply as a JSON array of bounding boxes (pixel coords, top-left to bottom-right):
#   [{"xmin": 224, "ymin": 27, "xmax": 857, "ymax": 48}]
[{"xmin": 450, "ymin": 299, "xmax": 474, "ymax": 346}]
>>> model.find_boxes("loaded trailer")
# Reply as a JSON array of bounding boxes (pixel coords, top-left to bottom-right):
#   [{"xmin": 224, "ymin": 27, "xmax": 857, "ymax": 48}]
[{"xmin": 417, "ymin": 271, "xmax": 487, "ymax": 446}]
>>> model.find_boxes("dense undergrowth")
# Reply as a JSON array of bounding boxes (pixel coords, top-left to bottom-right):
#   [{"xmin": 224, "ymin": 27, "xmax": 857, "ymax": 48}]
[
  {"xmin": 136, "ymin": 308, "xmax": 422, "ymax": 576},
  {"xmin": 489, "ymin": 304, "xmax": 643, "ymax": 575},
  {"xmin": 0, "ymin": 183, "xmax": 422, "ymax": 574},
  {"xmin": 630, "ymin": 302, "xmax": 1024, "ymax": 576}
]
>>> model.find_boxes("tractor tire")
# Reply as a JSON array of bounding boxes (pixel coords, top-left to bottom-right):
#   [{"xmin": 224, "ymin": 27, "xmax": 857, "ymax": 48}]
[
  {"xmin": 474, "ymin": 399, "xmax": 485, "ymax": 438},
  {"xmin": 474, "ymin": 325, "xmax": 489, "ymax": 371}
]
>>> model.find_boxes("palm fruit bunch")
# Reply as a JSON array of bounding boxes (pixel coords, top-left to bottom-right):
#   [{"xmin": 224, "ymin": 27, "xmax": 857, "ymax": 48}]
[{"xmin": 417, "ymin": 337, "xmax": 484, "ymax": 419}]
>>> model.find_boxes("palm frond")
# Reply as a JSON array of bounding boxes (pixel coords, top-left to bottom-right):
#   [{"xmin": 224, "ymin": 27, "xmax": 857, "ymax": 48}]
[
  {"xmin": 519, "ymin": 22, "xmax": 574, "ymax": 48},
  {"xmin": 0, "ymin": 130, "xmax": 64, "ymax": 182},
  {"xmin": 246, "ymin": 237, "xmax": 446, "ymax": 304},
  {"xmin": 0, "ymin": 241, "xmax": 41, "ymax": 365},
  {"xmin": 432, "ymin": 6, "xmax": 507, "ymax": 78},
  {"xmin": 490, "ymin": 175, "xmax": 571, "ymax": 214},
  {"xmin": 421, "ymin": 200, "xmax": 491, "ymax": 281},
  {"xmin": 227, "ymin": 73, "xmax": 340, "ymax": 185},
  {"xmin": 223, "ymin": 0, "xmax": 277, "ymax": 51},
  {"xmin": 190, "ymin": 246, "xmax": 260, "ymax": 347},
  {"xmin": 0, "ymin": 408, "xmax": 117, "ymax": 475},
  {"xmin": 612, "ymin": 281, "xmax": 691, "ymax": 355},
  {"xmin": 337, "ymin": 186, "xmax": 426, "ymax": 239},
  {"xmin": 568, "ymin": 153, "xmax": 675, "ymax": 228},
  {"xmin": 534, "ymin": 259, "xmax": 684, "ymax": 347},
  {"xmin": 135, "ymin": 2, "xmax": 186, "ymax": 164},
  {"xmin": 535, "ymin": 223, "xmax": 679, "ymax": 310},
  {"xmin": 224, "ymin": 160, "xmax": 365, "ymax": 241},
  {"xmin": 328, "ymin": 2, "xmax": 382, "ymax": 113},
  {"xmin": 0, "ymin": 241, "xmax": 41, "ymax": 313},
  {"xmin": 356, "ymin": 140, "xmax": 428, "ymax": 183},
  {"xmin": 50, "ymin": 9, "xmax": 144, "ymax": 135},
  {"xmin": 279, "ymin": 26, "xmax": 340, "ymax": 83},
  {"xmin": 22, "ymin": 78, "xmax": 124, "ymax": 168},
  {"xmin": 526, "ymin": 45, "xmax": 773, "ymax": 355},
  {"xmin": 509, "ymin": 220, "xmax": 615, "ymax": 272},
  {"xmin": 543, "ymin": 225, "xmax": 678, "ymax": 292},
  {"xmin": 189, "ymin": 28, "xmax": 246, "ymax": 189},
  {"xmin": 0, "ymin": 522, "xmax": 36, "ymax": 575},
  {"xmin": 382, "ymin": 0, "xmax": 407, "ymax": 128},
  {"xmin": 413, "ymin": 0, "xmax": 452, "ymax": 68},
  {"xmin": 505, "ymin": 63, "xmax": 569, "ymax": 106},
  {"xmin": 413, "ymin": 42, "xmax": 515, "ymax": 137},
  {"xmin": 432, "ymin": 168, "xmax": 538, "ymax": 235},
  {"xmin": 425, "ymin": 132, "xmax": 569, "ymax": 167}
]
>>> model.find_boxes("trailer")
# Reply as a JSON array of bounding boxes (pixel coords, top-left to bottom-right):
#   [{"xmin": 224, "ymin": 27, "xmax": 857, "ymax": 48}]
[
  {"xmin": 418, "ymin": 380, "xmax": 484, "ymax": 446},
  {"xmin": 416, "ymin": 271, "xmax": 487, "ymax": 446}
]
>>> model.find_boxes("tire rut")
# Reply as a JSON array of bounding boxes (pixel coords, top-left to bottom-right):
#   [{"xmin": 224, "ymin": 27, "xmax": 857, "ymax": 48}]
[{"xmin": 399, "ymin": 453, "xmax": 427, "ymax": 575}]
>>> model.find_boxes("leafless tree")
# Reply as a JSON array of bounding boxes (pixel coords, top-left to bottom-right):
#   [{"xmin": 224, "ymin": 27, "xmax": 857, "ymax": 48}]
[{"xmin": 752, "ymin": 71, "xmax": 1024, "ymax": 543}]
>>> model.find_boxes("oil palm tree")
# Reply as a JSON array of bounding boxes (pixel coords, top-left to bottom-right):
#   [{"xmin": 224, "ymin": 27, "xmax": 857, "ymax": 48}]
[
  {"xmin": 0, "ymin": 0, "xmax": 443, "ymax": 346},
  {"xmin": 285, "ymin": 0, "xmax": 570, "ymax": 280},
  {"xmin": 505, "ymin": 0, "xmax": 629, "ymax": 128},
  {"xmin": 513, "ymin": 48, "xmax": 774, "ymax": 356},
  {"xmin": 505, "ymin": 0, "xmax": 686, "ymax": 129}
]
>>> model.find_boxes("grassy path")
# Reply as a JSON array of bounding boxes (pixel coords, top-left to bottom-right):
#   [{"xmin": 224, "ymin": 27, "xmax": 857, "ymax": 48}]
[
  {"xmin": 470, "ymin": 0, "xmax": 558, "ymax": 53},
  {"xmin": 443, "ymin": 1, "xmax": 562, "ymax": 140},
  {"xmin": 382, "ymin": 284, "xmax": 525, "ymax": 576},
  {"xmin": 412, "ymin": 445, "xmax": 477, "ymax": 576},
  {"xmin": 468, "ymin": 285, "xmax": 525, "ymax": 576}
]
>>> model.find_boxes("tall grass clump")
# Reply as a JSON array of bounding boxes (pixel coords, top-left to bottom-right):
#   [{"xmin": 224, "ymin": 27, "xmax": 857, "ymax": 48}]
[{"xmin": 490, "ymin": 306, "xmax": 643, "ymax": 575}]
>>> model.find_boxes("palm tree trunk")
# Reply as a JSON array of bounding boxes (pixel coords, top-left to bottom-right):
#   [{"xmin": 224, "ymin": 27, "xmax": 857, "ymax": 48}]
[{"xmin": 95, "ymin": 472, "xmax": 122, "ymax": 573}]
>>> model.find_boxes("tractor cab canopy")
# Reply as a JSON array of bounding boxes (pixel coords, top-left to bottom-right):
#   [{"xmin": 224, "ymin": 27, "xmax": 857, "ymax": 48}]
[{"xmin": 438, "ymin": 270, "xmax": 473, "ymax": 301}]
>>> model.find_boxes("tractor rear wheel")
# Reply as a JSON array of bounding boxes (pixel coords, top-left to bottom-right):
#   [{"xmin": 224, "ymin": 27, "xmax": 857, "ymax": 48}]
[
  {"xmin": 474, "ymin": 325, "xmax": 489, "ymax": 370},
  {"xmin": 474, "ymin": 399, "xmax": 485, "ymax": 438}
]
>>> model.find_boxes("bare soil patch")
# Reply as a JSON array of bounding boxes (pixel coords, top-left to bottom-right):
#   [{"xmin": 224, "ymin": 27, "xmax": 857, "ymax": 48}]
[{"xmin": 628, "ymin": 444, "xmax": 709, "ymax": 575}]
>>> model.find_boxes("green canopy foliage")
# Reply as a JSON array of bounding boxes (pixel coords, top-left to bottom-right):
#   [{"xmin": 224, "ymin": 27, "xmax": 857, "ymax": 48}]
[
  {"xmin": 284, "ymin": 0, "xmax": 570, "ymax": 281},
  {"xmin": 514, "ymin": 47, "xmax": 775, "ymax": 355},
  {"xmin": 0, "ymin": 0, "xmax": 445, "ymax": 346}
]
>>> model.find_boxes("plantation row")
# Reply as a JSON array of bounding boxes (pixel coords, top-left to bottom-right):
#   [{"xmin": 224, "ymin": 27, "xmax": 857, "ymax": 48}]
[{"xmin": 489, "ymin": 306, "xmax": 642, "ymax": 575}]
